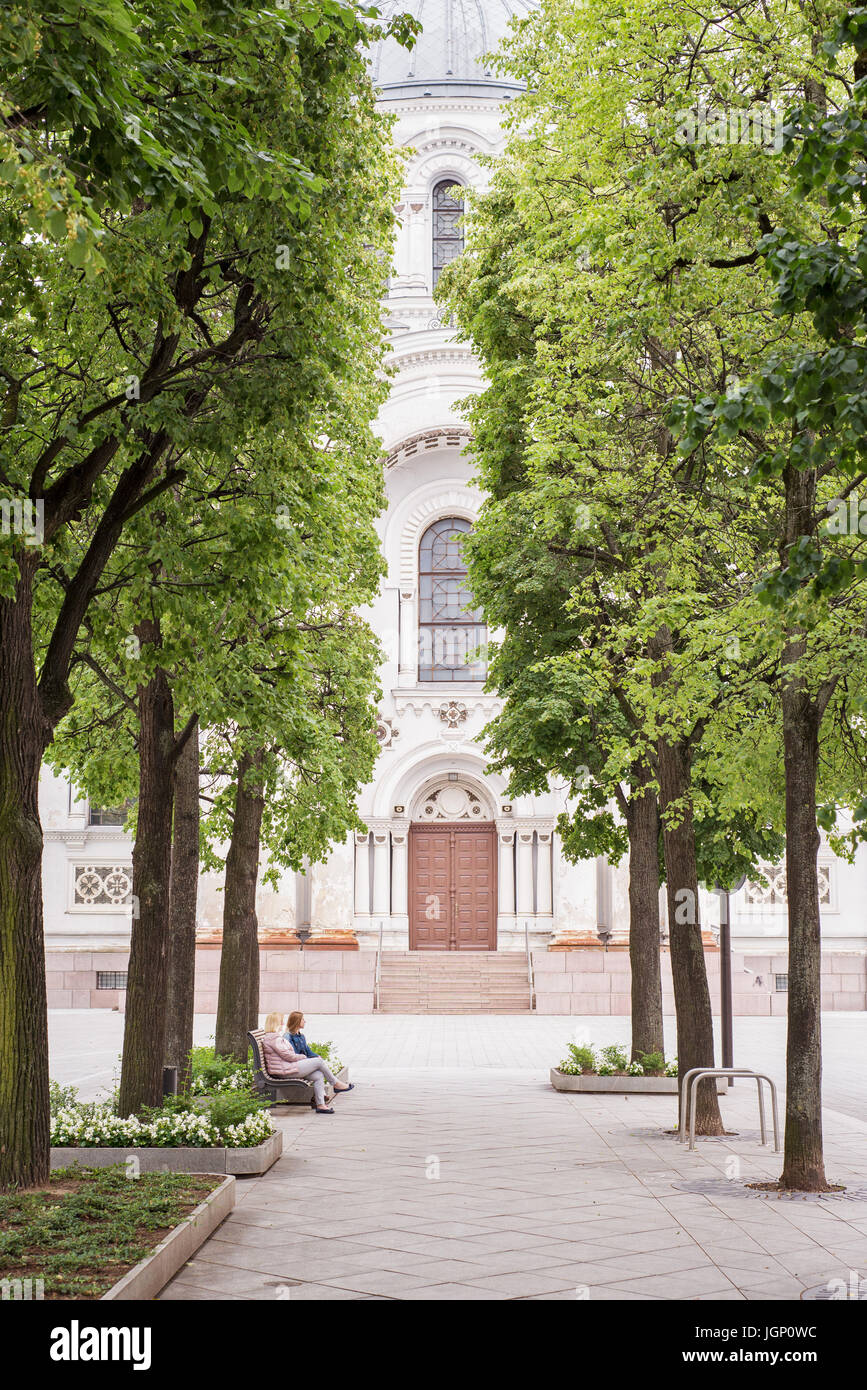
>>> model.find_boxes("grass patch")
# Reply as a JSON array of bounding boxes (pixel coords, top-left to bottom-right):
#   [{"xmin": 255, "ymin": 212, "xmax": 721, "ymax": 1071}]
[{"xmin": 0, "ymin": 1164, "xmax": 224, "ymax": 1299}]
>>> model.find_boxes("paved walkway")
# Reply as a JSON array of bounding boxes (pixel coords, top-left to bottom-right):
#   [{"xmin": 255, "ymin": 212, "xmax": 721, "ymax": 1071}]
[
  {"xmin": 48, "ymin": 1009, "xmax": 867, "ymax": 1301},
  {"xmin": 158, "ymin": 1070, "xmax": 867, "ymax": 1302},
  {"xmin": 49, "ymin": 1010, "xmax": 867, "ymax": 1119}
]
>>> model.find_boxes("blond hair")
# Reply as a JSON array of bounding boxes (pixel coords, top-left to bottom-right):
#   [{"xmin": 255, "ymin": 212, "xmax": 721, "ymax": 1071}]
[{"xmin": 264, "ymin": 1011, "xmax": 285, "ymax": 1034}]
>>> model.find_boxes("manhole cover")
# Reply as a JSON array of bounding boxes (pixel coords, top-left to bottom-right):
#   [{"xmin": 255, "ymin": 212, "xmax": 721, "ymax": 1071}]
[{"xmin": 628, "ymin": 1127, "xmax": 682, "ymax": 1139}]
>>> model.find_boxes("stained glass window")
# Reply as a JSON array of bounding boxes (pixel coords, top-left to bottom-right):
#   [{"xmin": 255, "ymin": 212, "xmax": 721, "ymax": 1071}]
[
  {"xmin": 418, "ymin": 518, "xmax": 486, "ymax": 682},
  {"xmin": 432, "ymin": 181, "xmax": 464, "ymax": 289}
]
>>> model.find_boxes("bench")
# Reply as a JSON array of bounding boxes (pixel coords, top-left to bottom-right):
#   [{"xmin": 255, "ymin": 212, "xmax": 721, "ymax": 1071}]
[{"xmin": 247, "ymin": 1028, "xmax": 315, "ymax": 1106}]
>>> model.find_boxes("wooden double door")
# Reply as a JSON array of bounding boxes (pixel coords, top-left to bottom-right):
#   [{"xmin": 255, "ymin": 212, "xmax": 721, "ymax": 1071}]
[{"xmin": 409, "ymin": 822, "xmax": 497, "ymax": 950}]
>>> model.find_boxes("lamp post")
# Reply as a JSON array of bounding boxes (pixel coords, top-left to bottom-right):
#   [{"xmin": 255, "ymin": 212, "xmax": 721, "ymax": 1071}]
[{"xmin": 715, "ymin": 876, "xmax": 746, "ymax": 1086}]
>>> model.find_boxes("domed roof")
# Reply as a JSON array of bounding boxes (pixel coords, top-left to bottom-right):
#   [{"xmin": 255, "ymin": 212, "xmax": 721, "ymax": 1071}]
[{"xmin": 370, "ymin": 0, "xmax": 536, "ymax": 94}]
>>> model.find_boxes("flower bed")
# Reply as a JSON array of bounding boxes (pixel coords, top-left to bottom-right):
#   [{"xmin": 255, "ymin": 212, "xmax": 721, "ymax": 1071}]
[
  {"xmin": 551, "ymin": 1041, "xmax": 725, "ymax": 1094},
  {"xmin": 556, "ymin": 1042, "xmax": 678, "ymax": 1079},
  {"xmin": 49, "ymin": 1077, "xmax": 281, "ymax": 1173},
  {"xmin": 0, "ymin": 1166, "xmax": 227, "ymax": 1300},
  {"xmin": 51, "ymin": 1103, "xmax": 273, "ymax": 1148}
]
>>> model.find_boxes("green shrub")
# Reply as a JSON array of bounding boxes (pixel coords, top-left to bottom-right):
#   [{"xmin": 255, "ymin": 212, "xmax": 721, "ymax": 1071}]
[
  {"xmin": 188, "ymin": 1044, "xmax": 255, "ymax": 1095},
  {"xmin": 49, "ymin": 1080, "xmax": 79, "ymax": 1116},
  {"xmin": 567, "ymin": 1043, "xmax": 596, "ymax": 1072},
  {"xmin": 598, "ymin": 1044, "xmax": 628, "ymax": 1072},
  {"xmin": 199, "ymin": 1090, "xmax": 271, "ymax": 1130},
  {"xmin": 636, "ymin": 1050, "xmax": 665, "ymax": 1075}
]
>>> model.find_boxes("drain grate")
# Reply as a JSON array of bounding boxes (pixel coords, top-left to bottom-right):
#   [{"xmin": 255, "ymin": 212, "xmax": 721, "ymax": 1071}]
[{"xmin": 669, "ymin": 1178, "xmax": 867, "ymax": 1201}]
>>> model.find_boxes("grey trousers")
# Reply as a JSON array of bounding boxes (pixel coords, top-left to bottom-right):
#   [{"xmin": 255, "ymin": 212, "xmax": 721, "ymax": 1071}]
[{"xmin": 293, "ymin": 1056, "xmax": 338, "ymax": 1107}]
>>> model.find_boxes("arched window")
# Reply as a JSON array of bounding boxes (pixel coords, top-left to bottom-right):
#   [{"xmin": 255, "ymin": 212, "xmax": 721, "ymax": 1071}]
[
  {"xmin": 418, "ymin": 517, "xmax": 486, "ymax": 683},
  {"xmin": 432, "ymin": 181, "xmax": 464, "ymax": 289}
]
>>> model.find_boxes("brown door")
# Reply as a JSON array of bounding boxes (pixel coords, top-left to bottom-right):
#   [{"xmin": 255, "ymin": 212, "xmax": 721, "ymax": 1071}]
[{"xmin": 409, "ymin": 823, "xmax": 497, "ymax": 950}]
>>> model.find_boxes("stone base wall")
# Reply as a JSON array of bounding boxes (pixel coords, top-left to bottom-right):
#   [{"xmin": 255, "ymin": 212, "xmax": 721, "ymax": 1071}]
[
  {"xmin": 195, "ymin": 946, "xmax": 376, "ymax": 1015},
  {"xmin": 45, "ymin": 943, "xmax": 866, "ymax": 1013},
  {"xmin": 532, "ymin": 947, "xmax": 867, "ymax": 1015},
  {"xmin": 44, "ymin": 946, "xmax": 377, "ymax": 1014}
]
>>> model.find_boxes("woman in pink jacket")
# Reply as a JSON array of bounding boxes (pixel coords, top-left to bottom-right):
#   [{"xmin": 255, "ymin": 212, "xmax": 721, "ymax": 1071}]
[{"xmin": 260, "ymin": 1011, "xmax": 353, "ymax": 1114}]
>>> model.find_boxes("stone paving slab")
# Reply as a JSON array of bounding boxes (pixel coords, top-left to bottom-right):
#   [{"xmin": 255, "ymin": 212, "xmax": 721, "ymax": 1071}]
[
  {"xmin": 157, "ymin": 1064, "xmax": 867, "ymax": 1302},
  {"xmin": 49, "ymin": 1010, "xmax": 867, "ymax": 1120}
]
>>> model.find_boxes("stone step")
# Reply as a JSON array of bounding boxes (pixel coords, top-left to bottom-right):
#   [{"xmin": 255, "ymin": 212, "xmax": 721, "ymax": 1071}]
[
  {"xmin": 378, "ymin": 1005, "xmax": 531, "ymax": 1014},
  {"xmin": 382, "ymin": 990, "xmax": 530, "ymax": 1001},
  {"xmin": 376, "ymin": 949, "xmax": 532, "ymax": 1013},
  {"xmin": 379, "ymin": 961, "xmax": 528, "ymax": 973}
]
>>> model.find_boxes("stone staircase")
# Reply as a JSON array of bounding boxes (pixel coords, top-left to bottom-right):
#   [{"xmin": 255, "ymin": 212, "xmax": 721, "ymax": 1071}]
[{"xmin": 377, "ymin": 951, "xmax": 532, "ymax": 1014}]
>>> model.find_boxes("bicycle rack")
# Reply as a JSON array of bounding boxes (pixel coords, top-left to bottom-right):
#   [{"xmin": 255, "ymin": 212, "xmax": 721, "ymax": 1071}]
[{"xmin": 679, "ymin": 1067, "xmax": 781, "ymax": 1153}]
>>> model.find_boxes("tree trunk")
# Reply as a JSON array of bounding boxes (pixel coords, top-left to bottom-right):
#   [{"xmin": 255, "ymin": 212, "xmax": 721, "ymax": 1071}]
[
  {"xmin": 164, "ymin": 720, "xmax": 199, "ymax": 1091},
  {"xmin": 118, "ymin": 658, "xmax": 176, "ymax": 1116},
  {"xmin": 0, "ymin": 564, "xmax": 51, "ymax": 1188},
  {"xmin": 215, "ymin": 750, "xmax": 265, "ymax": 1062},
  {"xmin": 247, "ymin": 920, "xmax": 260, "ymax": 1034},
  {"xmin": 657, "ymin": 735, "xmax": 725, "ymax": 1136},
  {"xmin": 778, "ymin": 462, "xmax": 829, "ymax": 1190},
  {"xmin": 624, "ymin": 771, "xmax": 664, "ymax": 1061}
]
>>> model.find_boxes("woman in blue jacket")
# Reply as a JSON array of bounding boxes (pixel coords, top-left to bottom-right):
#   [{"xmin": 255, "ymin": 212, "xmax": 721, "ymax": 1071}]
[{"xmin": 283, "ymin": 1011, "xmax": 317, "ymax": 1058}]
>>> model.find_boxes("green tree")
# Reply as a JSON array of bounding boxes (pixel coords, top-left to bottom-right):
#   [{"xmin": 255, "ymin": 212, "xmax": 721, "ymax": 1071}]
[
  {"xmin": 441, "ymin": 0, "xmax": 856, "ymax": 1145},
  {"xmin": 671, "ymin": 7, "xmax": 867, "ymax": 1188},
  {"xmin": 0, "ymin": 0, "xmax": 402, "ymax": 1182}
]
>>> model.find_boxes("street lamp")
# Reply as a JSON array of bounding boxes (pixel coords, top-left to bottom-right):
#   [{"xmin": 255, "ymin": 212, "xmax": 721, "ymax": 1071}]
[{"xmin": 714, "ymin": 876, "xmax": 746, "ymax": 1085}]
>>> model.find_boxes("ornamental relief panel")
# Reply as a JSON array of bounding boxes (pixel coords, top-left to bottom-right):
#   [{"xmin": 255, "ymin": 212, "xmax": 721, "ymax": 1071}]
[
  {"xmin": 375, "ymin": 716, "xmax": 400, "ymax": 750},
  {"xmin": 744, "ymin": 863, "xmax": 833, "ymax": 909},
  {"xmin": 72, "ymin": 863, "xmax": 134, "ymax": 909},
  {"xmin": 414, "ymin": 783, "xmax": 490, "ymax": 822}
]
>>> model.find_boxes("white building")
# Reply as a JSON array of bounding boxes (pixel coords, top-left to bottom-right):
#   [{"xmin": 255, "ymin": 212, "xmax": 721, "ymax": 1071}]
[{"xmin": 41, "ymin": 0, "xmax": 867, "ymax": 1015}]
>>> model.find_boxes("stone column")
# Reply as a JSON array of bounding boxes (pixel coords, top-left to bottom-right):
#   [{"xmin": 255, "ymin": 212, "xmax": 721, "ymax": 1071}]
[
  {"xmin": 498, "ymin": 829, "xmax": 516, "ymax": 916},
  {"xmin": 354, "ymin": 831, "xmax": 371, "ymax": 924},
  {"xmin": 399, "ymin": 588, "xmax": 417, "ymax": 681},
  {"xmin": 596, "ymin": 856, "xmax": 613, "ymax": 939},
  {"xmin": 371, "ymin": 830, "xmax": 391, "ymax": 920},
  {"xmin": 537, "ymin": 830, "xmax": 554, "ymax": 917},
  {"xmin": 516, "ymin": 830, "xmax": 535, "ymax": 918},
  {"xmin": 390, "ymin": 826, "xmax": 409, "ymax": 944}
]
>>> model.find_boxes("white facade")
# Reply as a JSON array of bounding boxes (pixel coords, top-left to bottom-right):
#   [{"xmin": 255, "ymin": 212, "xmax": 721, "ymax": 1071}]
[{"xmin": 39, "ymin": 1, "xmax": 867, "ymax": 1003}]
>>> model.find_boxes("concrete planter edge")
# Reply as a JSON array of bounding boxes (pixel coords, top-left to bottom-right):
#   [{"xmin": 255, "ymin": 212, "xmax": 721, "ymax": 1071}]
[
  {"xmin": 550, "ymin": 1069, "xmax": 727, "ymax": 1094},
  {"xmin": 51, "ymin": 1128, "xmax": 284, "ymax": 1176},
  {"xmin": 101, "ymin": 1174, "xmax": 236, "ymax": 1301}
]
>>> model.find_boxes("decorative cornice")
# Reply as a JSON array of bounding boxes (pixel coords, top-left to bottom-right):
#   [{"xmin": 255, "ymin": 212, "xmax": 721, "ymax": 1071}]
[
  {"xmin": 44, "ymin": 828, "xmax": 131, "ymax": 844},
  {"xmin": 384, "ymin": 427, "xmax": 471, "ymax": 471},
  {"xmin": 386, "ymin": 347, "xmax": 474, "ymax": 372},
  {"xmin": 393, "ymin": 693, "xmax": 501, "ymax": 719}
]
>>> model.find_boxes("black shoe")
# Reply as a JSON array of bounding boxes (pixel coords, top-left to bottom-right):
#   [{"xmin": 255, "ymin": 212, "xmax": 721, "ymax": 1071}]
[{"xmin": 315, "ymin": 1106, "xmax": 335, "ymax": 1114}]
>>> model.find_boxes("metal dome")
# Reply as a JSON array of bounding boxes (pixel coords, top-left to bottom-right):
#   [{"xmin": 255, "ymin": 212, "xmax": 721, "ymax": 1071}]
[{"xmin": 369, "ymin": 0, "xmax": 536, "ymax": 95}]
